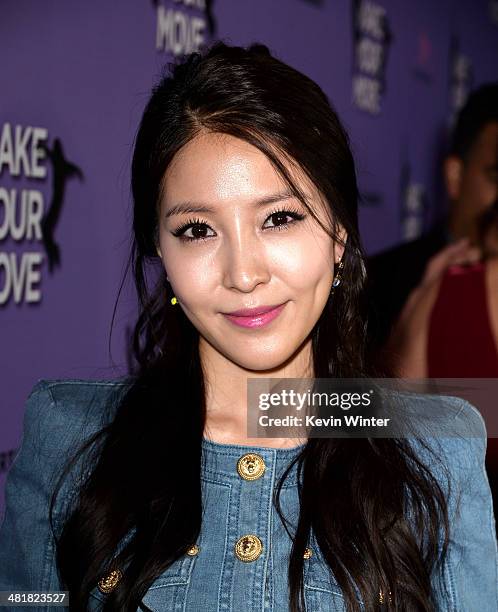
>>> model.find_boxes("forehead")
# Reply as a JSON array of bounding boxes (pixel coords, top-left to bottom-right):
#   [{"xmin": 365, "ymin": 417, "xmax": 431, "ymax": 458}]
[{"xmin": 161, "ymin": 131, "xmax": 322, "ymax": 209}]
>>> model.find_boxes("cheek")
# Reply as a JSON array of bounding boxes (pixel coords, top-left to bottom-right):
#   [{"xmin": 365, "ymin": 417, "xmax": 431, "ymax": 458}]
[
  {"xmin": 161, "ymin": 247, "xmax": 214, "ymax": 304},
  {"xmin": 268, "ymin": 234, "xmax": 333, "ymax": 288},
  {"xmin": 160, "ymin": 230, "xmax": 334, "ymax": 305},
  {"xmin": 463, "ymin": 172, "xmax": 497, "ymax": 207}
]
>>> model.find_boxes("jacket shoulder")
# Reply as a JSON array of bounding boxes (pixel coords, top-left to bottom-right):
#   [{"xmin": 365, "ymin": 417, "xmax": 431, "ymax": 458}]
[
  {"xmin": 403, "ymin": 395, "xmax": 497, "ymax": 608},
  {"xmin": 31, "ymin": 376, "xmax": 135, "ymax": 406},
  {"xmin": 397, "ymin": 391, "xmax": 486, "ymax": 443},
  {"xmin": 392, "ymin": 392, "xmax": 489, "ymax": 521},
  {"xmin": 0, "ymin": 377, "xmax": 134, "ymax": 593},
  {"xmin": 16, "ymin": 377, "xmax": 135, "ymax": 506},
  {"xmin": 26, "ymin": 376, "xmax": 134, "ymax": 432}
]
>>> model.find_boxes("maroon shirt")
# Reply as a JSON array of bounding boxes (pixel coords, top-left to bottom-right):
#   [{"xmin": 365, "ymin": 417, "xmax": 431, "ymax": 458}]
[
  {"xmin": 428, "ymin": 261, "xmax": 498, "ymax": 377},
  {"xmin": 428, "ymin": 261, "xmax": 498, "ymax": 521}
]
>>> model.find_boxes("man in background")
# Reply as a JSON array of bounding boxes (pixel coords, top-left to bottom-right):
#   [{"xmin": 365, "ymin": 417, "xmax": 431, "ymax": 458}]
[{"xmin": 367, "ymin": 82, "xmax": 498, "ymax": 357}]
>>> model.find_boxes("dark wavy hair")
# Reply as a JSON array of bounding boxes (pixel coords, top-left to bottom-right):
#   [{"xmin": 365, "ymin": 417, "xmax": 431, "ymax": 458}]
[
  {"xmin": 49, "ymin": 41, "xmax": 451, "ymax": 611},
  {"xmin": 449, "ymin": 81, "xmax": 498, "ymax": 161}
]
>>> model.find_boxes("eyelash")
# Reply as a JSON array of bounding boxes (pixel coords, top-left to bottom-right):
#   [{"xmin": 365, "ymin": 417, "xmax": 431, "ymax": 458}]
[{"xmin": 171, "ymin": 207, "xmax": 307, "ymax": 243}]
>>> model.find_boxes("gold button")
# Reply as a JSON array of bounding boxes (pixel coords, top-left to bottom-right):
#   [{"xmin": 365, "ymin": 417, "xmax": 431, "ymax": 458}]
[
  {"xmin": 303, "ymin": 547, "xmax": 312, "ymax": 559},
  {"xmin": 186, "ymin": 544, "xmax": 200, "ymax": 556},
  {"xmin": 97, "ymin": 568, "xmax": 122, "ymax": 593},
  {"xmin": 234, "ymin": 534, "xmax": 263, "ymax": 562},
  {"xmin": 237, "ymin": 453, "xmax": 266, "ymax": 480}
]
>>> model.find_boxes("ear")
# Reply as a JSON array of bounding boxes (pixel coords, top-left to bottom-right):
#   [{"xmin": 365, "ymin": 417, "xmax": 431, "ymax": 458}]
[
  {"xmin": 156, "ymin": 246, "xmax": 170, "ymax": 281},
  {"xmin": 333, "ymin": 226, "xmax": 348, "ymax": 264},
  {"xmin": 443, "ymin": 156, "xmax": 463, "ymax": 201}
]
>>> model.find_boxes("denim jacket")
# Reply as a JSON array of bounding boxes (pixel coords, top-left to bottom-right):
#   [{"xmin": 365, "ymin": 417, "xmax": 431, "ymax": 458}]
[{"xmin": 0, "ymin": 378, "xmax": 497, "ymax": 611}]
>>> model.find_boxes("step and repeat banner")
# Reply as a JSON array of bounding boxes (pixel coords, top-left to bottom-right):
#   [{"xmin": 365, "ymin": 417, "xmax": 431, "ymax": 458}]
[{"xmin": 1, "ymin": 0, "xmax": 498, "ymax": 515}]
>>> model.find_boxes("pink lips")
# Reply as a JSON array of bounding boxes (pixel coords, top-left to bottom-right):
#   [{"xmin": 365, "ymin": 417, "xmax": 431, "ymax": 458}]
[{"xmin": 223, "ymin": 303, "xmax": 287, "ymax": 328}]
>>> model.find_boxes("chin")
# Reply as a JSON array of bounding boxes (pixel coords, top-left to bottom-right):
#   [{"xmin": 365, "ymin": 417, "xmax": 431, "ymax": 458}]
[{"xmin": 228, "ymin": 350, "xmax": 294, "ymax": 373}]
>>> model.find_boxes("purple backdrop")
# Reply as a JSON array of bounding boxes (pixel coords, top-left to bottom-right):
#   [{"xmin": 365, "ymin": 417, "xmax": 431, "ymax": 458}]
[{"xmin": 1, "ymin": 0, "xmax": 498, "ymax": 517}]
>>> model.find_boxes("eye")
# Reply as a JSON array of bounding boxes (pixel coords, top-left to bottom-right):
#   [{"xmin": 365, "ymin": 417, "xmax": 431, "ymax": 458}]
[
  {"xmin": 171, "ymin": 218, "xmax": 216, "ymax": 243},
  {"xmin": 170, "ymin": 207, "xmax": 307, "ymax": 243},
  {"xmin": 262, "ymin": 208, "xmax": 306, "ymax": 231}
]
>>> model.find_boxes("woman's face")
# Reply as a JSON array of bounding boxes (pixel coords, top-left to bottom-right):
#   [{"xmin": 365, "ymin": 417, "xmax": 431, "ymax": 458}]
[{"xmin": 157, "ymin": 131, "xmax": 345, "ymax": 371}]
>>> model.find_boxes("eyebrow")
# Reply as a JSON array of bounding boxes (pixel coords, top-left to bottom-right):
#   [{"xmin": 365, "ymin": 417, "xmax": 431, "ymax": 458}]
[{"xmin": 164, "ymin": 190, "xmax": 297, "ymax": 219}]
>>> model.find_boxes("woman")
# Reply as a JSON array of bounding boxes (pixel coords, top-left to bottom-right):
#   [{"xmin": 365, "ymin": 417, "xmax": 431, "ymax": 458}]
[
  {"xmin": 384, "ymin": 199, "xmax": 498, "ymax": 534},
  {"xmin": 428, "ymin": 200, "xmax": 498, "ymax": 377},
  {"xmin": 0, "ymin": 42, "xmax": 496, "ymax": 611}
]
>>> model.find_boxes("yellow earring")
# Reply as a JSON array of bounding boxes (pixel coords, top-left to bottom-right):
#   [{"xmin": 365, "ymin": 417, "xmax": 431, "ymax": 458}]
[{"xmin": 171, "ymin": 296, "xmax": 177, "ymax": 305}]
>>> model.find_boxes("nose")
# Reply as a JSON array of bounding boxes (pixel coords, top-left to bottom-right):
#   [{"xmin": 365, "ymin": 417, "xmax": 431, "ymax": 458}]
[{"xmin": 222, "ymin": 232, "xmax": 271, "ymax": 293}]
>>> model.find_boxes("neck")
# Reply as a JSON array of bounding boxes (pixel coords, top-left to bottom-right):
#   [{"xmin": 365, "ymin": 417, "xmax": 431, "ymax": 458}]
[
  {"xmin": 448, "ymin": 201, "xmax": 480, "ymax": 244},
  {"xmin": 199, "ymin": 337, "xmax": 312, "ymax": 448}
]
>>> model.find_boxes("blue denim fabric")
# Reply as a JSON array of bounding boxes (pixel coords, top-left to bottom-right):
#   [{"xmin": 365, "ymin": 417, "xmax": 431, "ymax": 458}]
[{"xmin": 0, "ymin": 379, "xmax": 497, "ymax": 611}]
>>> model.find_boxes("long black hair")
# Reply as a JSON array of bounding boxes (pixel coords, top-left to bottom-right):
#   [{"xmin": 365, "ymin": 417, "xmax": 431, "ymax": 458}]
[{"xmin": 49, "ymin": 41, "xmax": 450, "ymax": 611}]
